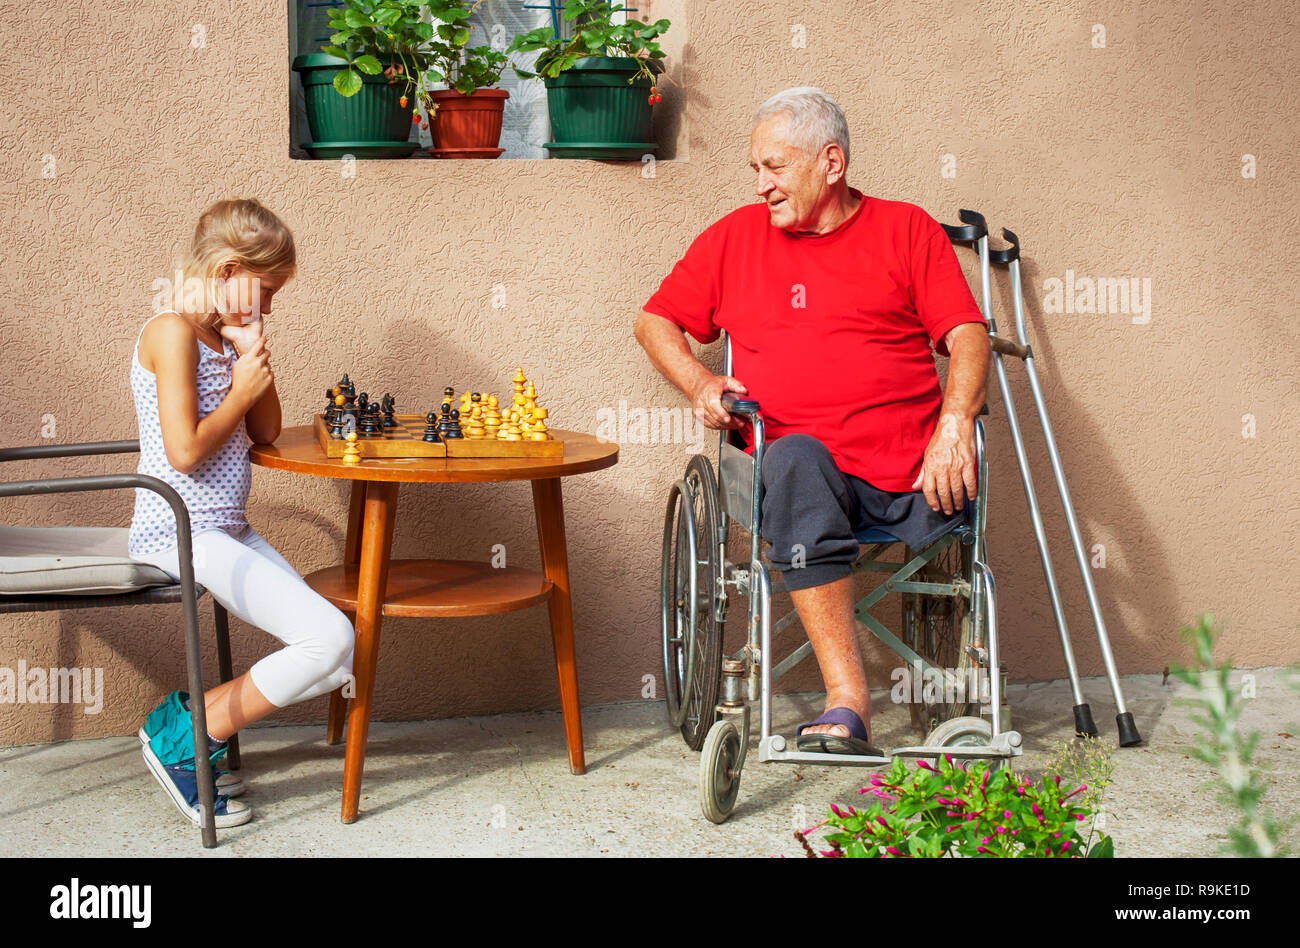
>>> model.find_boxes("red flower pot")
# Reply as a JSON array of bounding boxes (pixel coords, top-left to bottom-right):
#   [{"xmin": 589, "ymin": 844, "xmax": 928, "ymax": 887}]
[{"xmin": 429, "ymin": 88, "xmax": 509, "ymax": 158}]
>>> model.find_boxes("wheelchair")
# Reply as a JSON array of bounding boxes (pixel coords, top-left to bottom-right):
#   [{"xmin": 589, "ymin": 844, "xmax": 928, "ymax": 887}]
[{"xmin": 660, "ymin": 333, "xmax": 1023, "ymax": 823}]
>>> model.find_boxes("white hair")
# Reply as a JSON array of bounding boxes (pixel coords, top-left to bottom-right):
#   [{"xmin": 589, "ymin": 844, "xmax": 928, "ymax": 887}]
[{"xmin": 753, "ymin": 87, "xmax": 850, "ymax": 164}]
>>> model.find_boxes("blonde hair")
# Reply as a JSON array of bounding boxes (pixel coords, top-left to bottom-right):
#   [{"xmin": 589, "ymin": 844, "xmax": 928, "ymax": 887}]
[{"xmin": 166, "ymin": 198, "xmax": 296, "ymax": 327}]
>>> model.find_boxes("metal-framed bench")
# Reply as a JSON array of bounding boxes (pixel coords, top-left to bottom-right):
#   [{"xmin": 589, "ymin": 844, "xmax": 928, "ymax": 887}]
[{"xmin": 0, "ymin": 439, "xmax": 240, "ymax": 848}]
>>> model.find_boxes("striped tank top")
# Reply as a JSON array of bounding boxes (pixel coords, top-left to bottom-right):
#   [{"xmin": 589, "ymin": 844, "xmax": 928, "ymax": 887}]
[{"xmin": 127, "ymin": 311, "xmax": 251, "ymax": 557}]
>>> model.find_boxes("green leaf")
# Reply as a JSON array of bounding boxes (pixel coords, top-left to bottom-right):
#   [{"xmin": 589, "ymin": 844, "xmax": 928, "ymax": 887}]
[
  {"xmin": 353, "ymin": 54, "xmax": 382, "ymax": 75},
  {"xmin": 374, "ymin": 8, "xmax": 402, "ymax": 26},
  {"xmin": 321, "ymin": 45, "xmax": 350, "ymax": 59},
  {"xmin": 1087, "ymin": 834, "xmax": 1115, "ymax": 858},
  {"xmin": 333, "ymin": 68, "xmax": 363, "ymax": 97},
  {"xmin": 343, "ymin": 9, "xmax": 370, "ymax": 29}
]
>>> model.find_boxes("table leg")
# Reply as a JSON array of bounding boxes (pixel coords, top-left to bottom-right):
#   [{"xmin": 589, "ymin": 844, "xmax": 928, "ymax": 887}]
[
  {"xmin": 327, "ymin": 481, "xmax": 368, "ymax": 745},
  {"xmin": 341, "ymin": 479, "xmax": 399, "ymax": 823},
  {"xmin": 532, "ymin": 476, "xmax": 585, "ymax": 775}
]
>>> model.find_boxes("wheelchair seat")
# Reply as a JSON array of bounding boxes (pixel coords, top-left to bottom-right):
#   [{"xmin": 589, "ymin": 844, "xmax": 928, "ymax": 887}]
[{"xmin": 852, "ymin": 514, "xmax": 973, "ymax": 547}]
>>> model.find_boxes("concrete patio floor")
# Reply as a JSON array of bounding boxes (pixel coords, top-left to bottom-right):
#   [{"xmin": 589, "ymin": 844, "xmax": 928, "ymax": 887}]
[{"xmin": 2, "ymin": 670, "xmax": 1296, "ymax": 857}]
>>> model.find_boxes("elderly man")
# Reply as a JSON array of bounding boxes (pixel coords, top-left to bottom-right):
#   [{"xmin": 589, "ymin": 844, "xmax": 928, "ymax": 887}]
[{"xmin": 635, "ymin": 87, "xmax": 990, "ymax": 755}]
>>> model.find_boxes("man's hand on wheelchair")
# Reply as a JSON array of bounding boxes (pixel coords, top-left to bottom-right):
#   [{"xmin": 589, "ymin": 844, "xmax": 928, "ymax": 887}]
[
  {"xmin": 912, "ymin": 411, "xmax": 978, "ymax": 515},
  {"xmin": 690, "ymin": 373, "xmax": 749, "ymax": 431}
]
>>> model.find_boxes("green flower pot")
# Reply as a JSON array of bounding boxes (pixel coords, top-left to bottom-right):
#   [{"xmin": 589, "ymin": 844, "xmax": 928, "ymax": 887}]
[
  {"xmin": 293, "ymin": 53, "xmax": 418, "ymax": 158},
  {"xmin": 542, "ymin": 56, "xmax": 659, "ymax": 160}
]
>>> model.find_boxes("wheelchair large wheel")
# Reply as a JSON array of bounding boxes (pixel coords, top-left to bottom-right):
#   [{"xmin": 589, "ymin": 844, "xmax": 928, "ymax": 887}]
[
  {"xmin": 660, "ymin": 454, "xmax": 724, "ymax": 751},
  {"xmin": 699, "ymin": 718, "xmax": 742, "ymax": 823},
  {"xmin": 901, "ymin": 535, "xmax": 977, "ymax": 732}
]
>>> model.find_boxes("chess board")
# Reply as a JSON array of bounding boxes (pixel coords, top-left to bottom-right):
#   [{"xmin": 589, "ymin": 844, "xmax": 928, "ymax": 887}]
[{"xmin": 313, "ymin": 413, "xmax": 565, "ymax": 460}]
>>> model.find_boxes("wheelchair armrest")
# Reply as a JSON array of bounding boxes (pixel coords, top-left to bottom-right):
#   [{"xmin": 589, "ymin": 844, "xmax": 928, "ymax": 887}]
[{"xmin": 0, "ymin": 440, "xmax": 140, "ymax": 463}]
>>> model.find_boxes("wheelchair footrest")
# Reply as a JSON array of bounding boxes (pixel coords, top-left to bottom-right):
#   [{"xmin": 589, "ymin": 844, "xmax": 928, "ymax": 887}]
[
  {"xmin": 756, "ymin": 731, "xmax": 1024, "ymax": 765},
  {"xmin": 891, "ymin": 730, "xmax": 1024, "ymax": 760},
  {"xmin": 758, "ymin": 735, "xmax": 891, "ymax": 768}
]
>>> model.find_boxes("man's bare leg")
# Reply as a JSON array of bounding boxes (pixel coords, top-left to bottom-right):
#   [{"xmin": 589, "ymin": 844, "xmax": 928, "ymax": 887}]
[{"xmin": 788, "ymin": 574, "xmax": 871, "ymax": 738}]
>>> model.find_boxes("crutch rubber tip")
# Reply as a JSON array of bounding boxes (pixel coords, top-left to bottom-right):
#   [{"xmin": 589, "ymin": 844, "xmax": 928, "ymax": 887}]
[
  {"xmin": 1116, "ymin": 712, "xmax": 1143, "ymax": 747},
  {"xmin": 1072, "ymin": 704, "xmax": 1099, "ymax": 738}
]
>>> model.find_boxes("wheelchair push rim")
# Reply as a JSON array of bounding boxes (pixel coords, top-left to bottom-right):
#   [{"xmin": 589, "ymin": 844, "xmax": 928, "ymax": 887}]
[{"xmin": 659, "ymin": 455, "xmax": 725, "ymax": 749}]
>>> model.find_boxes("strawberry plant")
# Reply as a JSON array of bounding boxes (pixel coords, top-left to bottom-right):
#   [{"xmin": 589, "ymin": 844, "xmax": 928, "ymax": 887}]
[
  {"xmin": 320, "ymin": 0, "xmax": 440, "ymax": 119},
  {"xmin": 507, "ymin": 0, "xmax": 673, "ymax": 88},
  {"xmin": 424, "ymin": 1, "xmax": 511, "ymax": 95}
]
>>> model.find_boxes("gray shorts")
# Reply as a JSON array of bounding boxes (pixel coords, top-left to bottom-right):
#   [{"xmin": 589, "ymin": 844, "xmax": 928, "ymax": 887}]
[{"xmin": 758, "ymin": 433, "xmax": 968, "ymax": 591}]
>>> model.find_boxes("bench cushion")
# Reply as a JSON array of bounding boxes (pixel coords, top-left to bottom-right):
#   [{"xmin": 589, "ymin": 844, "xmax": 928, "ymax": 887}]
[{"xmin": 0, "ymin": 526, "xmax": 175, "ymax": 595}]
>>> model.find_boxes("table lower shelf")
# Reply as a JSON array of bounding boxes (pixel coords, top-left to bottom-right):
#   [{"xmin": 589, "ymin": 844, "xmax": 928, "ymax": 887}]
[{"xmin": 304, "ymin": 558, "xmax": 554, "ymax": 618}]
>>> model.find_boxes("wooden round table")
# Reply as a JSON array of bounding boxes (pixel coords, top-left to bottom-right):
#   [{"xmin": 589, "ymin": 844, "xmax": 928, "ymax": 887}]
[{"xmin": 250, "ymin": 425, "xmax": 618, "ymax": 823}]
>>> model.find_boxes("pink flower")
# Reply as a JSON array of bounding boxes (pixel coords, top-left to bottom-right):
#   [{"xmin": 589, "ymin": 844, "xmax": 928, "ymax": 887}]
[
  {"xmin": 1060, "ymin": 840, "xmax": 1071, "ymax": 853},
  {"xmin": 1032, "ymin": 803, "xmax": 1043, "ymax": 821},
  {"xmin": 1053, "ymin": 832, "xmax": 1061, "ymax": 838},
  {"xmin": 1003, "ymin": 810, "xmax": 1013, "ymax": 819},
  {"xmin": 945, "ymin": 826, "xmax": 957, "ymax": 833},
  {"xmin": 917, "ymin": 761, "xmax": 934, "ymax": 772},
  {"xmin": 1075, "ymin": 813, "xmax": 1087, "ymax": 821},
  {"xmin": 981, "ymin": 836, "xmax": 991, "ymax": 844},
  {"xmin": 876, "ymin": 816, "xmax": 888, "ymax": 828},
  {"xmin": 976, "ymin": 845, "xmax": 989, "ymax": 854},
  {"xmin": 995, "ymin": 826, "xmax": 1006, "ymax": 834},
  {"xmin": 886, "ymin": 846, "xmax": 902, "ymax": 856}
]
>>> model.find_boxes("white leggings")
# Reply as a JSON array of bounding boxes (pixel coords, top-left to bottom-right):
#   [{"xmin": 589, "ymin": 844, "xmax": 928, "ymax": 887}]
[{"xmin": 132, "ymin": 525, "xmax": 355, "ymax": 708}]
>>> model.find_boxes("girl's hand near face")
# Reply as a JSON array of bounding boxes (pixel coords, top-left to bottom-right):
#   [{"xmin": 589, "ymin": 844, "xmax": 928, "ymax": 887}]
[{"xmin": 219, "ymin": 316, "xmax": 265, "ymax": 357}]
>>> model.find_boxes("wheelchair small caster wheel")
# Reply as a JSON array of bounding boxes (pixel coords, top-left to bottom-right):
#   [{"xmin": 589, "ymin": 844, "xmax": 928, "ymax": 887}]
[
  {"xmin": 770, "ymin": 735, "xmax": 786, "ymax": 752},
  {"xmin": 700, "ymin": 719, "xmax": 742, "ymax": 824},
  {"xmin": 924, "ymin": 715, "xmax": 1000, "ymax": 770}
]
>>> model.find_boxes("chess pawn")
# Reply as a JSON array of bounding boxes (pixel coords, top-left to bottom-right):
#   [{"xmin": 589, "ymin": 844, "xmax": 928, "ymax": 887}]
[
  {"xmin": 341, "ymin": 431, "xmax": 362, "ymax": 464},
  {"xmin": 442, "ymin": 386, "xmax": 455, "ymax": 410},
  {"xmin": 502, "ymin": 418, "xmax": 523, "ymax": 441},
  {"xmin": 444, "ymin": 408, "xmax": 464, "ymax": 439},
  {"xmin": 483, "ymin": 395, "xmax": 501, "ymax": 438},
  {"xmin": 422, "ymin": 411, "xmax": 441, "ymax": 443},
  {"xmin": 466, "ymin": 402, "xmax": 486, "ymax": 440}
]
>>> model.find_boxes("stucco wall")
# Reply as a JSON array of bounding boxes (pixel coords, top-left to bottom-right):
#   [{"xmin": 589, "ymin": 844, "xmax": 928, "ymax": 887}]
[{"xmin": 1, "ymin": 0, "xmax": 1296, "ymax": 745}]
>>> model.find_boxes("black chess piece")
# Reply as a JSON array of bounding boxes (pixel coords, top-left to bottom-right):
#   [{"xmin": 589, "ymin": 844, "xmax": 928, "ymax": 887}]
[
  {"xmin": 438, "ymin": 402, "xmax": 452, "ymax": 437},
  {"xmin": 444, "ymin": 407, "xmax": 463, "ymax": 439},
  {"xmin": 358, "ymin": 400, "xmax": 381, "ymax": 437},
  {"xmin": 422, "ymin": 411, "xmax": 441, "ymax": 443},
  {"xmin": 382, "ymin": 393, "xmax": 397, "ymax": 429}
]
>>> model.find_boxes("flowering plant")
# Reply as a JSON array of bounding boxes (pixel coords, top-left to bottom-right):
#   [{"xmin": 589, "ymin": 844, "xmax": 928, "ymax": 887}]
[{"xmin": 799, "ymin": 755, "xmax": 1113, "ymax": 858}]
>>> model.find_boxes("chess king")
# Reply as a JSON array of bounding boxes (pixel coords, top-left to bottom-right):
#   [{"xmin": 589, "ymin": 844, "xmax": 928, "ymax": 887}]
[{"xmin": 635, "ymin": 87, "xmax": 991, "ymax": 757}]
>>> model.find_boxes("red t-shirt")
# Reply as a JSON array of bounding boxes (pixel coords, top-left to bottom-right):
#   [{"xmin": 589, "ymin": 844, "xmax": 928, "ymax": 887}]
[{"xmin": 643, "ymin": 189, "xmax": 986, "ymax": 492}]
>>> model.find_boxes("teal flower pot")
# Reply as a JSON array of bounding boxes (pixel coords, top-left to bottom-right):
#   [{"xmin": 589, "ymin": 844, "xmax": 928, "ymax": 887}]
[
  {"xmin": 542, "ymin": 56, "xmax": 659, "ymax": 160},
  {"xmin": 293, "ymin": 53, "xmax": 419, "ymax": 158}
]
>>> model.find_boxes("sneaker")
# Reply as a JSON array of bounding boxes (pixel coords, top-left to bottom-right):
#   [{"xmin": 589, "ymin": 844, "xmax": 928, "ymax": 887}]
[
  {"xmin": 138, "ymin": 690, "xmax": 245, "ymax": 797},
  {"xmin": 140, "ymin": 691, "xmax": 253, "ymax": 828}
]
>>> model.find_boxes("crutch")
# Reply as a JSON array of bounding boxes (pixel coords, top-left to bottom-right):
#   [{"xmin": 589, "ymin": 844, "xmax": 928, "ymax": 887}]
[
  {"xmin": 947, "ymin": 210, "xmax": 1098, "ymax": 740},
  {"xmin": 984, "ymin": 225, "xmax": 1142, "ymax": 746}
]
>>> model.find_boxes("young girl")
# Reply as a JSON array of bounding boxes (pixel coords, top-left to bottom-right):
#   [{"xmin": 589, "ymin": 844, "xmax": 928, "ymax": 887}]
[{"xmin": 128, "ymin": 198, "xmax": 355, "ymax": 828}]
